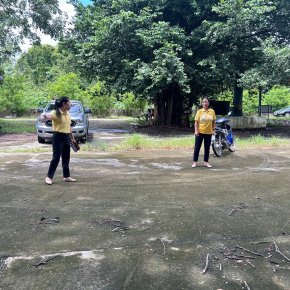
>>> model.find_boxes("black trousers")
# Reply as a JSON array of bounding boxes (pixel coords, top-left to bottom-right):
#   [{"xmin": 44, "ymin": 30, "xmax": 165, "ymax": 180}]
[
  {"xmin": 193, "ymin": 133, "xmax": 212, "ymax": 162},
  {"xmin": 47, "ymin": 132, "xmax": 71, "ymax": 179}
]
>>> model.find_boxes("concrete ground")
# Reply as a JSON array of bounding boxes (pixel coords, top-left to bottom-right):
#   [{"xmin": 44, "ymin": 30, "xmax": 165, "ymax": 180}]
[{"xmin": 1, "ymin": 146, "xmax": 290, "ymax": 289}]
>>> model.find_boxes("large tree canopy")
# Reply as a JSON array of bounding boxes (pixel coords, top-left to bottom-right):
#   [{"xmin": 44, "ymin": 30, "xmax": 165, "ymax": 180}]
[
  {"xmin": 2, "ymin": 0, "xmax": 290, "ymax": 122},
  {"xmin": 200, "ymin": 0, "xmax": 290, "ymax": 115},
  {"xmin": 0, "ymin": 0, "xmax": 65, "ymax": 62},
  {"xmin": 62, "ymin": 0, "xmax": 290, "ymax": 122}
]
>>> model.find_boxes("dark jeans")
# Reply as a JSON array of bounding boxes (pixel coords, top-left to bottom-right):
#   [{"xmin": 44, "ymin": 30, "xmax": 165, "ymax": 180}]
[
  {"xmin": 193, "ymin": 133, "xmax": 212, "ymax": 162},
  {"xmin": 47, "ymin": 132, "xmax": 71, "ymax": 179}
]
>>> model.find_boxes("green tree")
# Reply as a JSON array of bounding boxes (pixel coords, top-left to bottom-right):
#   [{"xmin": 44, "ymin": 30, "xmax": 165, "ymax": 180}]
[
  {"xmin": 62, "ymin": 0, "xmax": 211, "ymax": 125},
  {"xmin": 0, "ymin": 0, "xmax": 65, "ymax": 62},
  {"xmin": 114, "ymin": 92, "xmax": 147, "ymax": 116},
  {"xmin": 263, "ymin": 86, "xmax": 290, "ymax": 112},
  {"xmin": 201, "ymin": 0, "xmax": 290, "ymax": 116},
  {"xmin": 45, "ymin": 73, "xmax": 85, "ymax": 101},
  {"xmin": 61, "ymin": 0, "xmax": 290, "ymax": 123},
  {"xmin": 16, "ymin": 45, "xmax": 59, "ymax": 85},
  {"xmin": 86, "ymin": 81, "xmax": 116, "ymax": 117},
  {"xmin": 0, "ymin": 75, "xmax": 27, "ymax": 115}
]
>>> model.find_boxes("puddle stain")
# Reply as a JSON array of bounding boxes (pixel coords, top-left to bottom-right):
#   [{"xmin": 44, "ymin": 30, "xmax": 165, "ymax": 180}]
[
  {"xmin": 4, "ymin": 250, "xmax": 105, "ymax": 269},
  {"xmin": 150, "ymin": 163, "xmax": 182, "ymax": 170}
]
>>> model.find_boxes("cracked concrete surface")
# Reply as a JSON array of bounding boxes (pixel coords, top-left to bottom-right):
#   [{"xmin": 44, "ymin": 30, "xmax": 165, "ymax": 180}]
[{"xmin": 1, "ymin": 148, "xmax": 290, "ymax": 289}]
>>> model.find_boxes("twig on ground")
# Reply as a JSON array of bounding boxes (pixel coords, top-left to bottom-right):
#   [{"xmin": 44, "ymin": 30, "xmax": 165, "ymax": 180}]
[
  {"xmin": 236, "ymin": 245, "xmax": 264, "ymax": 257},
  {"xmin": 33, "ymin": 217, "xmax": 60, "ymax": 231},
  {"xmin": 269, "ymin": 260, "xmax": 279, "ymax": 265},
  {"xmin": 57, "ymin": 193, "xmax": 64, "ymax": 198},
  {"xmin": 245, "ymin": 259, "xmax": 256, "ymax": 268},
  {"xmin": 229, "ymin": 203, "xmax": 247, "ymax": 216},
  {"xmin": 224, "ymin": 255, "xmax": 241, "ymax": 260},
  {"xmin": 140, "ymin": 226, "xmax": 150, "ymax": 232},
  {"xmin": 234, "ymin": 254, "xmax": 257, "ymax": 259},
  {"xmin": 202, "ymin": 254, "xmax": 210, "ymax": 274},
  {"xmin": 249, "ymin": 241, "xmax": 272, "ymax": 245},
  {"xmin": 272, "ymin": 241, "xmax": 290, "ymax": 262},
  {"xmin": 244, "ymin": 281, "xmax": 251, "ymax": 290},
  {"xmin": 279, "ymin": 218, "xmax": 290, "ymax": 234},
  {"xmin": 159, "ymin": 239, "xmax": 166, "ymax": 256},
  {"xmin": 229, "ymin": 209, "xmax": 238, "ymax": 216},
  {"xmin": 0, "ymin": 256, "xmax": 7, "ymax": 271},
  {"xmin": 33, "ymin": 255, "xmax": 59, "ymax": 267}
]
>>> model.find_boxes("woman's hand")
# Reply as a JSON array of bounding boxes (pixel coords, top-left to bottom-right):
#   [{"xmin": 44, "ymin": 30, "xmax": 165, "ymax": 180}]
[
  {"xmin": 195, "ymin": 131, "xmax": 199, "ymax": 136},
  {"xmin": 41, "ymin": 113, "xmax": 47, "ymax": 122}
]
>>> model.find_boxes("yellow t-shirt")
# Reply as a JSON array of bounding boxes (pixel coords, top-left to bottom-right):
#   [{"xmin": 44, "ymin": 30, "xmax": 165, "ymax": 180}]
[
  {"xmin": 50, "ymin": 110, "xmax": 71, "ymax": 133},
  {"xmin": 195, "ymin": 108, "xmax": 216, "ymax": 134}
]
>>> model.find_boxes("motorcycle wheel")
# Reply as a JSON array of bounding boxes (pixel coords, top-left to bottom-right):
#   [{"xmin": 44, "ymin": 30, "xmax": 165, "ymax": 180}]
[
  {"xmin": 228, "ymin": 141, "xmax": 236, "ymax": 152},
  {"xmin": 212, "ymin": 135, "xmax": 223, "ymax": 157}
]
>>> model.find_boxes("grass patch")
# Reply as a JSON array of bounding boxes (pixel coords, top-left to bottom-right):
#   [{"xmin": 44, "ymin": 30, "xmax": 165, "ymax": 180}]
[
  {"xmin": 113, "ymin": 134, "xmax": 194, "ymax": 151},
  {"xmin": 81, "ymin": 141, "xmax": 109, "ymax": 151},
  {"xmin": 112, "ymin": 133, "xmax": 290, "ymax": 151},
  {"xmin": 236, "ymin": 135, "xmax": 290, "ymax": 148},
  {"xmin": 0, "ymin": 118, "xmax": 36, "ymax": 133},
  {"xmin": 0, "ymin": 147, "xmax": 50, "ymax": 153}
]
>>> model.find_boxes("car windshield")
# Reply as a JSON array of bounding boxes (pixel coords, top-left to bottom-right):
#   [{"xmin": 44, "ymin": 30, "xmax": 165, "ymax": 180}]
[{"xmin": 45, "ymin": 102, "xmax": 82, "ymax": 113}]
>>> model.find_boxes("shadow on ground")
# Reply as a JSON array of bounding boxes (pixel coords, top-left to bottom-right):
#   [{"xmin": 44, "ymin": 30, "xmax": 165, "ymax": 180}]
[{"xmin": 1, "ymin": 148, "xmax": 290, "ymax": 289}]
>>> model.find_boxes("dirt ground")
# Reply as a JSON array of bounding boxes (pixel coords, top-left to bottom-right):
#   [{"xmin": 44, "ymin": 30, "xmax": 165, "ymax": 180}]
[
  {"xmin": 1, "ymin": 118, "xmax": 290, "ymax": 149},
  {"xmin": 1, "ymin": 119, "xmax": 290, "ymax": 290}
]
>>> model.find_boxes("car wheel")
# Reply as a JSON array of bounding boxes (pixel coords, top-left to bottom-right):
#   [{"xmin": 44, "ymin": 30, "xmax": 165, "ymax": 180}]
[
  {"xmin": 285, "ymin": 113, "xmax": 290, "ymax": 118},
  {"xmin": 38, "ymin": 137, "xmax": 45, "ymax": 143}
]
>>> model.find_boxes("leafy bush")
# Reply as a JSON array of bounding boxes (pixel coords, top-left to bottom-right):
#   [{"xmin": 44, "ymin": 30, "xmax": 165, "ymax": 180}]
[
  {"xmin": 114, "ymin": 92, "xmax": 147, "ymax": 116},
  {"xmin": 45, "ymin": 73, "xmax": 85, "ymax": 101},
  {"xmin": 0, "ymin": 75, "xmax": 27, "ymax": 115},
  {"xmin": 263, "ymin": 86, "xmax": 290, "ymax": 111},
  {"xmin": 86, "ymin": 81, "xmax": 116, "ymax": 117}
]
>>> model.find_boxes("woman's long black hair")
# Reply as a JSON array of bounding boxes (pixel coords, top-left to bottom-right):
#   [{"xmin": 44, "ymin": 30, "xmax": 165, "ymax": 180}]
[{"xmin": 55, "ymin": 97, "xmax": 70, "ymax": 118}]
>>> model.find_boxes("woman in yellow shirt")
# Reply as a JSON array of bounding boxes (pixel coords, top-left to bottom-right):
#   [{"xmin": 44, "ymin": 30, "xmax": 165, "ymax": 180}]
[
  {"xmin": 42, "ymin": 97, "xmax": 77, "ymax": 185},
  {"xmin": 192, "ymin": 98, "xmax": 216, "ymax": 168}
]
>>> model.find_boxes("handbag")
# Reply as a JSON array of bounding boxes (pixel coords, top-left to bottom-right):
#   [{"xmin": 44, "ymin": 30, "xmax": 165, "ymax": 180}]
[{"xmin": 70, "ymin": 139, "xmax": 80, "ymax": 152}]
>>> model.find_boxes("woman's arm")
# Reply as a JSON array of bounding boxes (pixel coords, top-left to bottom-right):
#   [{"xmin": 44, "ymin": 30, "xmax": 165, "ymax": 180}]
[
  {"xmin": 194, "ymin": 120, "xmax": 199, "ymax": 136},
  {"xmin": 70, "ymin": 128, "xmax": 75, "ymax": 142},
  {"xmin": 41, "ymin": 112, "xmax": 53, "ymax": 121},
  {"xmin": 212, "ymin": 120, "xmax": 215, "ymax": 134}
]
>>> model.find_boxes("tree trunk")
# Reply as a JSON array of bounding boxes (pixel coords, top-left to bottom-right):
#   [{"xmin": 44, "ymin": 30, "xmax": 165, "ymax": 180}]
[
  {"xmin": 160, "ymin": 95, "xmax": 166, "ymax": 125},
  {"xmin": 166, "ymin": 89, "xmax": 174, "ymax": 126},
  {"xmin": 233, "ymin": 82, "xmax": 243, "ymax": 116}
]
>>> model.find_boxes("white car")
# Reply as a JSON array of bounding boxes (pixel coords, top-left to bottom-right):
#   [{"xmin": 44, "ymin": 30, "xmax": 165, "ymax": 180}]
[
  {"xmin": 273, "ymin": 106, "xmax": 290, "ymax": 117},
  {"xmin": 36, "ymin": 100, "xmax": 91, "ymax": 143}
]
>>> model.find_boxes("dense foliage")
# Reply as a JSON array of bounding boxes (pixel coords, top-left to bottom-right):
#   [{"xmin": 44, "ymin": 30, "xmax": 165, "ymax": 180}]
[
  {"xmin": 0, "ymin": 0, "xmax": 65, "ymax": 62},
  {"xmin": 1, "ymin": 0, "xmax": 290, "ymax": 122}
]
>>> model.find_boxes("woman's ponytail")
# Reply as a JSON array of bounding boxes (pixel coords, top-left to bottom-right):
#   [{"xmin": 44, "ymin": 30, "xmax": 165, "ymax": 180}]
[{"xmin": 54, "ymin": 97, "xmax": 69, "ymax": 118}]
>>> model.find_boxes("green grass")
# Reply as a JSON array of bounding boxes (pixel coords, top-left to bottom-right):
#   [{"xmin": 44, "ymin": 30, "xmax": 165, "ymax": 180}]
[
  {"xmin": 0, "ymin": 118, "xmax": 36, "ymax": 133},
  {"xmin": 236, "ymin": 135, "xmax": 289, "ymax": 148},
  {"xmin": 0, "ymin": 147, "xmax": 50, "ymax": 153},
  {"xmin": 81, "ymin": 141, "xmax": 109, "ymax": 151},
  {"xmin": 112, "ymin": 134, "xmax": 194, "ymax": 151},
  {"xmin": 110, "ymin": 133, "xmax": 290, "ymax": 151}
]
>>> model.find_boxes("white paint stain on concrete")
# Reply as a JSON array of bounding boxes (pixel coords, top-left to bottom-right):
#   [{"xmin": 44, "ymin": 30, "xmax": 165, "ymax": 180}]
[
  {"xmin": 5, "ymin": 250, "xmax": 105, "ymax": 268},
  {"xmin": 150, "ymin": 163, "xmax": 182, "ymax": 170}
]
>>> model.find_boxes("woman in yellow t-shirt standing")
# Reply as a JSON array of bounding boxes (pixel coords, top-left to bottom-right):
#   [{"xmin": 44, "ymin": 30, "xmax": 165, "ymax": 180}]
[
  {"xmin": 192, "ymin": 97, "xmax": 216, "ymax": 168},
  {"xmin": 42, "ymin": 97, "xmax": 77, "ymax": 185}
]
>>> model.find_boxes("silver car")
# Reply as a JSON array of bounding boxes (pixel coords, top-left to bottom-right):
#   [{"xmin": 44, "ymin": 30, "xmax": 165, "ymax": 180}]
[
  {"xmin": 273, "ymin": 106, "xmax": 290, "ymax": 117},
  {"xmin": 36, "ymin": 100, "xmax": 91, "ymax": 143}
]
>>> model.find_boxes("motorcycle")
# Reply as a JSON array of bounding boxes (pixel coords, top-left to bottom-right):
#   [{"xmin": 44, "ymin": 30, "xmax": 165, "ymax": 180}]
[{"xmin": 211, "ymin": 117, "xmax": 235, "ymax": 157}]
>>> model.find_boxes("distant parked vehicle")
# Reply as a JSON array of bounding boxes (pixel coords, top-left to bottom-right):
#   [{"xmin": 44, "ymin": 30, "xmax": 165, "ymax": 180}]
[
  {"xmin": 36, "ymin": 100, "xmax": 91, "ymax": 143},
  {"xmin": 273, "ymin": 106, "xmax": 290, "ymax": 117}
]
